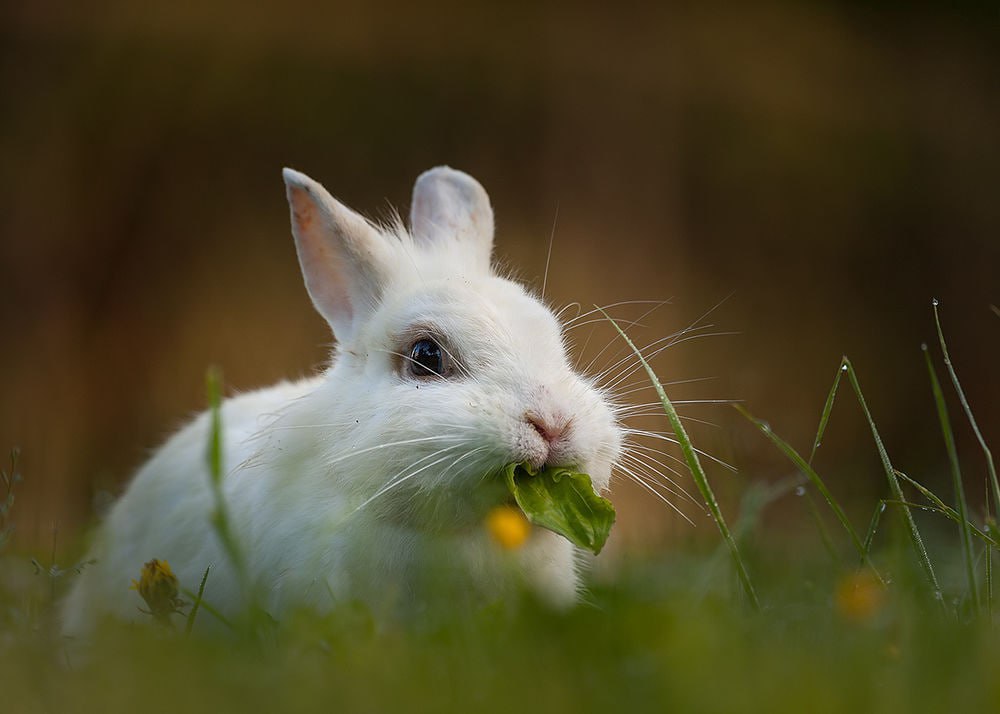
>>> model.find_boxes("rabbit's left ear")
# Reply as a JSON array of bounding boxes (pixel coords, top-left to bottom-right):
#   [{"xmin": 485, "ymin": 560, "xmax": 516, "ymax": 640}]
[
  {"xmin": 409, "ymin": 166, "xmax": 494, "ymax": 271},
  {"xmin": 283, "ymin": 168, "xmax": 393, "ymax": 343}
]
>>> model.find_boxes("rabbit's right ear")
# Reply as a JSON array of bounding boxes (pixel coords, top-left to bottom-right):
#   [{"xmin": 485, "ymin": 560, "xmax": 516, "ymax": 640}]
[
  {"xmin": 283, "ymin": 168, "xmax": 393, "ymax": 342},
  {"xmin": 410, "ymin": 166, "xmax": 494, "ymax": 272}
]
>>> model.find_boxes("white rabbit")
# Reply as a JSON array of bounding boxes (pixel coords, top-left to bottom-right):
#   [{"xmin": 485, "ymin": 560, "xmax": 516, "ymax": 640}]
[{"xmin": 61, "ymin": 167, "xmax": 623, "ymax": 636}]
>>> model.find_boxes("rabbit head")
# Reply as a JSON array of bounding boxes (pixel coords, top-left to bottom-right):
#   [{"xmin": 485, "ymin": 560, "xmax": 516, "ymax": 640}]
[{"xmin": 282, "ymin": 167, "xmax": 622, "ymax": 533}]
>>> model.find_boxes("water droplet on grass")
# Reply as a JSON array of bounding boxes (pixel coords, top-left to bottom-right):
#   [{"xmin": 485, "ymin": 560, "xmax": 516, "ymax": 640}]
[
  {"xmin": 841, "ymin": 364, "xmax": 848, "ymax": 372},
  {"xmin": 932, "ymin": 298, "xmax": 939, "ymax": 306},
  {"xmin": 795, "ymin": 486, "xmax": 806, "ymax": 497}
]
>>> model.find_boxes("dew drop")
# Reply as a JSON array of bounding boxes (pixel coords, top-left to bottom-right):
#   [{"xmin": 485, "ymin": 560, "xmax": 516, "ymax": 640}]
[
  {"xmin": 815, "ymin": 441, "xmax": 821, "ymax": 449},
  {"xmin": 879, "ymin": 502, "xmax": 887, "ymax": 513},
  {"xmin": 841, "ymin": 364, "xmax": 849, "ymax": 373},
  {"xmin": 932, "ymin": 298, "xmax": 939, "ymax": 307},
  {"xmin": 920, "ymin": 343, "xmax": 928, "ymax": 352},
  {"xmin": 795, "ymin": 486, "xmax": 806, "ymax": 497}
]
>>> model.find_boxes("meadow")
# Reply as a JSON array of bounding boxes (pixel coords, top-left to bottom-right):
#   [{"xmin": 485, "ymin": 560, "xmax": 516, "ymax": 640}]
[{"xmin": 1, "ymin": 303, "xmax": 998, "ymax": 713}]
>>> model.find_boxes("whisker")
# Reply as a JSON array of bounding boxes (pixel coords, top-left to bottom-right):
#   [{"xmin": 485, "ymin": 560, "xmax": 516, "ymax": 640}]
[
  {"xmin": 601, "ymin": 330, "xmax": 737, "ymax": 392},
  {"xmin": 624, "ymin": 428, "xmax": 737, "ymax": 472},
  {"xmin": 553, "ymin": 301, "xmax": 582, "ymax": 324},
  {"xmin": 325, "ymin": 435, "xmax": 474, "ymax": 469},
  {"xmin": 432, "ymin": 445, "xmax": 493, "ymax": 489},
  {"xmin": 618, "ymin": 449, "xmax": 699, "ymax": 504},
  {"xmin": 613, "ymin": 462, "xmax": 695, "ymax": 525},
  {"xmin": 350, "ymin": 446, "xmax": 468, "ymax": 516},
  {"xmin": 591, "ymin": 324, "xmax": 718, "ymax": 385},
  {"xmin": 563, "ymin": 299, "xmax": 673, "ymax": 328},
  {"xmin": 541, "ymin": 203, "xmax": 558, "ymax": 299}
]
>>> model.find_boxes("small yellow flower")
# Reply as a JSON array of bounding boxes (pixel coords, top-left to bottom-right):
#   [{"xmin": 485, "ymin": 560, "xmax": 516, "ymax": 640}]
[
  {"xmin": 834, "ymin": 569, "xmax": 885, "ymax": 623},
  {"xmin": 486, "ymin": 505, "xmax": 531, "ymax": 550},
  {"xmin": 131, "ymin": 559, "xmax": 185, "ymax": 623}
]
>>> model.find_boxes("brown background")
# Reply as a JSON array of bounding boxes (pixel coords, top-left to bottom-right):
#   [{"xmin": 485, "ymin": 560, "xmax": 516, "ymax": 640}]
[{"xmin": 2, "ymin": 1, "xmax": 997, "ymax": 553}]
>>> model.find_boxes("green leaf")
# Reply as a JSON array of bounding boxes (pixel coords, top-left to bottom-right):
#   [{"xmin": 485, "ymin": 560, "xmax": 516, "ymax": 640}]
[{"xmin": 502, "ymin": 463, "xmax": 615, "ymax": 555}]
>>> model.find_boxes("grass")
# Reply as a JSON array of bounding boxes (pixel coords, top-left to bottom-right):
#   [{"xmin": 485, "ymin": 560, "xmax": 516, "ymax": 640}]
[{"xmin": 1, "ymin": 301, "xmax": 998, "ymax": 712}]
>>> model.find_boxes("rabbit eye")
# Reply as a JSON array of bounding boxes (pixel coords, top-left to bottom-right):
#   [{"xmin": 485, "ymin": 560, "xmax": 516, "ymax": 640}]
[{"xmin": 406, "ymin": 338, "xmax": 450, "ymax": 378}]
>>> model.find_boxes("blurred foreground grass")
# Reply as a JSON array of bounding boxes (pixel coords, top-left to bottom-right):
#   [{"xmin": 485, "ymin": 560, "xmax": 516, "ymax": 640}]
[
  {"xmin": 2, "ymin": 304, "xmax": 999, "ymax": 712},
  {"xmin": 3, "ymin": 553, "xmax": 999, "ymax": 713}
]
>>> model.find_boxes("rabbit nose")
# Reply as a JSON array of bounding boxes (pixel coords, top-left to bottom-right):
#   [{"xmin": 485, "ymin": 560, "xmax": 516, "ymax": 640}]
[{"xmin": 525, "ymin": 412, "xmax": 569, "ymax": 446}]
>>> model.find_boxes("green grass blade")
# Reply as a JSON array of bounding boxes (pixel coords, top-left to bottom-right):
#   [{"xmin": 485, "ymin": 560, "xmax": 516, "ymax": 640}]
[
  {"xmin": 204, "ymin": 368, "xmax": 248, "ymax": 594},
  {"xmin": 185, "ymin": 566, "xmax": 212, "ymax": 635},
  {"xmin": 923, "ymin": 344, "xmax": 979, "ymax": 613},
  {"xmin": 862, "ymin": 500, "xmax": 887, "ymax": 563},
  {"xmin": 602, "ymin": 309, "xmax": 759, "ymax": 609},
  {"xmin": 809, "ymin": 363, "xmax": 844, "ymax": 465},
  {"xmin": 933, "ymin": 302, "xmax": 999, "ymax": 529},
  {"xmin": 734, "ymin": 405, "xmax": 882, "ymax": 581},
  {"xmin": 207, "ymin": 367, "xmax": 223, "ymax": 486},
  {"xmin": 180, "ymin": 585, "xmax": 234, "ymax": 631},
  {"xmin": 987, "ymin": 543, "xmax": 995, "ymax": 624},
  {"xmin": 804, "ymin": 489, "xmax": 842, "ymax": 567},
  {"xmin": 843, "ymin": 357, "xmax": 943, "ymax": 605},
  {"xmin": 884, "ymin": 500, "xmax": 995, "ymax": 547},
  {"xmin": 895, "ymin": 471, "xmax": 998, "ymax": 548}
]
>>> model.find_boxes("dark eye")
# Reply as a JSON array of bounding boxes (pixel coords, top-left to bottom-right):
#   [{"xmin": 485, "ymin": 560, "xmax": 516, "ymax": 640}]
[{"xmin": 406, "ymin": 338, "xmax": 450, "ymax": 378}]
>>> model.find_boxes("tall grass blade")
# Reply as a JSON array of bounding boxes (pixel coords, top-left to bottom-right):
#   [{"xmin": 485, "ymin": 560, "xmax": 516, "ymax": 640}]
[
  {"xmin": 923, "ymin": 344, "xmax": 979, "ymax": 613},
  {"xmin": 804, "ymin": 489, "xmax": 842, "ymax": 567},
  {"xmin": 735, "ymin": 405, "xmax": 882, "ymax": 581},
  {"xmin": 809, "ymin": 363, "xmax": 844, "ymax": 465},
  {"xmin": 185, "ymin": 566, "xmax": 212, "ymax": 635},
  {"xmin": 862, "ymin": 501, "xmax": 886, "ymax": 563},
  {"xmin": 843, "ymin": 358, "xmax": 943, "ymax": 605},
  {"xmin": 987, "ymin": 544, "xmax": 995, "ymax": 624},
  {"xmin": 932, "ymin": 302, "xmax": 999, "ymax": 538},
  {"xmin": 886, "ymin": 500, "xmax": 997, "ymax": 548},
  {"xmin": 205, "ymin": 368, "xmax": 248, "ymax": 594},
  {"xmin": 895, "ymin": 471, "xmax": 998, "ymax": 548},
  {"xmin": 602, "ymin": 310, "xmax": 759, "ymax": 609}
]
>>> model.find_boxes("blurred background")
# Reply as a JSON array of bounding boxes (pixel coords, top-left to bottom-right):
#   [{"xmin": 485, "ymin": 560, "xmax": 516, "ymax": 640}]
[{"xmin": 1, "ymin": 1, "xmax": 997, "ymax": 555}]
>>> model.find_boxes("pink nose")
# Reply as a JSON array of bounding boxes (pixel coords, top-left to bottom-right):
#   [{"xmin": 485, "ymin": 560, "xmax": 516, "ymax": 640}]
[{"xmin": 526, "ymin": 413, "xmax": 569, "ymax": 446}]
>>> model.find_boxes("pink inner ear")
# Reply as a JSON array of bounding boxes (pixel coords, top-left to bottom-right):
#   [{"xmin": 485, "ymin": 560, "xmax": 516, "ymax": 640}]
[
  {"xmin": 288, "ymin": 184, "xmax": 355, "ymax": 337},
  {"xmin": 290, "ymin": 191, "xmax": 316, "ymax": 231}
]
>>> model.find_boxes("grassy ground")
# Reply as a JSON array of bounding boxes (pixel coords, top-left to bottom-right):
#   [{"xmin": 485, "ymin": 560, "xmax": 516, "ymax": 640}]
[
  {"xmin": 2, "ymin": 306, "xmax": 998, "ymax": 713},
  {"xmin": 2, "ymin": 552, "xmax": 998, "ymax": 713}
]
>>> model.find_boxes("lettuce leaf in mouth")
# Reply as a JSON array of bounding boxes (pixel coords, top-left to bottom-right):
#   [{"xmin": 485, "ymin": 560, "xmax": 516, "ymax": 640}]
[{"xmin": 502, "ymin": 463, "xmax": 615, "ymax": 555}]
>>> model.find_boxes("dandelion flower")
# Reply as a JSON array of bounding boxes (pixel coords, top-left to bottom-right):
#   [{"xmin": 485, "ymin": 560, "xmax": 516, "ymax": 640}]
[
  {"xmin": 486, "ymin": 505, "xmax": 531, "ymax": 550},
  {"xmin": 834, "ymin": 569, "xmax": 885, "ymax": 623},
  {"xmin": 131, "ymin": 559, "xmax": 185, "ymax": 624}
]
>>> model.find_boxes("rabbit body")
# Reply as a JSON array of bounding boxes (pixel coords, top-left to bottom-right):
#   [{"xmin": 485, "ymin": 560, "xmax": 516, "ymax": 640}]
[{"xmin": 62, "ymin": 167, "xmax": 622, "ymax": 636}]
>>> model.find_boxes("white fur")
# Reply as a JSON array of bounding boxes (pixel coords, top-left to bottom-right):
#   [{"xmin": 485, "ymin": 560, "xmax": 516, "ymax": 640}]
[{"xmin": 62, "ymin": 167, "xmax": 623, "ymax": 636}]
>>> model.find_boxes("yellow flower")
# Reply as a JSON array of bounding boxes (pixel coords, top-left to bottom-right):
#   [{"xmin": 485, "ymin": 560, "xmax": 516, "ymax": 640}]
[
  {"xmin": 486, "ymin": 505, "xmax": 531, "ymax": 550},
  {"xmin": 131, "ymin": 559, "xmax": 185, "ymax": 622},
  {"xmin": 834, "ymin": 569, "xmax": 885, "ymax": 623}
]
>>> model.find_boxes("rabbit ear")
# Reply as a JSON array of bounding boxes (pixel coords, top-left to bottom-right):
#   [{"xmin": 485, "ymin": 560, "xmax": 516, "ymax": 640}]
[
  {"xmin": 283, "ymin": 168, "xmax": 392, "ymax": 342},
  {"xmin": 410, "ymin": 166, "xmax": 494, "ymax": 271}
]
